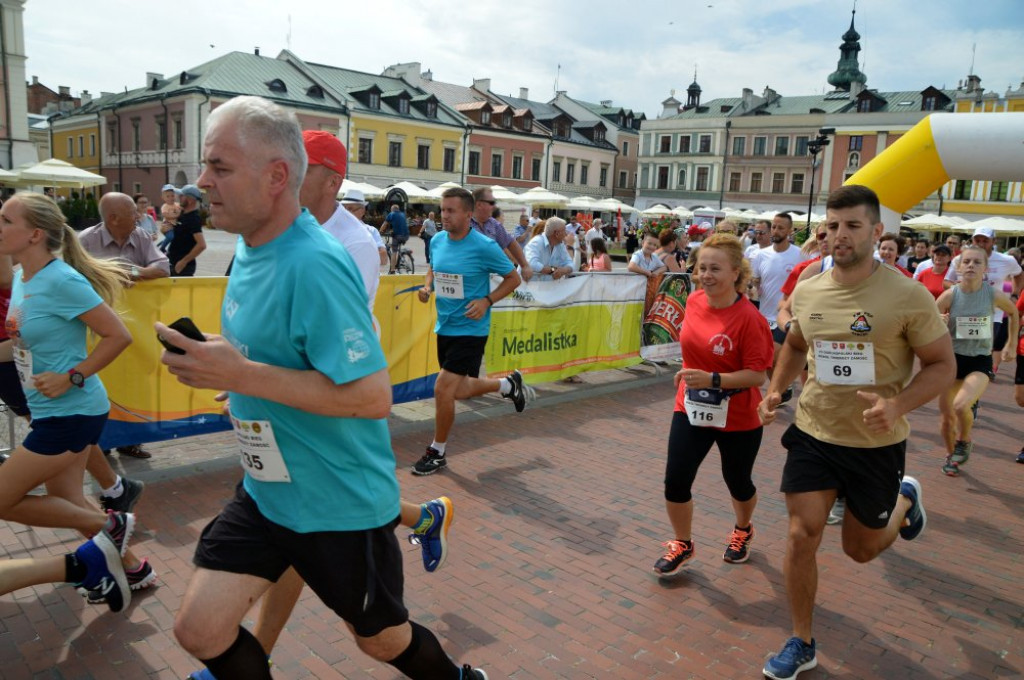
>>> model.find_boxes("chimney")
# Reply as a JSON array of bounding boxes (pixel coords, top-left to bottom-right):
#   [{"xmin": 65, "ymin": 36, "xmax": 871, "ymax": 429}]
[
  {"xmin": 146, "ymin": 72, "xmax": 164, "ymax": 88},
  {"xmin": 80, "ymin": 90, "xmax": 92, "ymax": 105},
  {"xmin": 58, "ymin": 86, "xmax": 70, "ymax": 97},
  {"xmin": 850, "ymin": 80, "xmax": 865, "ymax": 97},
  {"xmin": 31, "ymin": 75, "xmax": 39, "ymax": 85},
  {"xmin": 762, "ymin": 85, "xmax": 777, "ymax": 102},
  {"xmin": 383, "ymin": 62, "xmax": 422, "ymax": 87},
  {"xmin": 520, "ymin": 87, "xmax": 529, "ymax": 99},
  {"xmin": 254, "ymin": 46, "xmax": 260, "ymax": 56},
  {"xmin": 423, "ymin": 69, "xmax": 433, "ymax": 82},
  {"xmin": 600, "ymin": 99, "xmax": 612, "ymax": 107},
  {"xmin": 473, "ymin": 78, "xmax": 491, "ymax": 93},
  {"xmin": 555, "ymin": 90, "xmax": 566, "ymax": 97},
  {"xmin": 965, "ymin": 74, "xmax": 982, "ymax": 93}
]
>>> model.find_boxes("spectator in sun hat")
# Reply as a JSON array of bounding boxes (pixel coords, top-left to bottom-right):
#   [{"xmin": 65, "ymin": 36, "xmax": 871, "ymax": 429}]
[
  {"xmin": 167, "ymin": 184, "xmax": 206, "ymax": 276},
  {"xmin": 341, "ymin": 188, "xmax": 387, "ymax": 266}
]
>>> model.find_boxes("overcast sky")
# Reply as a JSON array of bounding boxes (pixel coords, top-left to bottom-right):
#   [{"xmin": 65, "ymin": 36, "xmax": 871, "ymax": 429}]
[{"xmin": 22, "ymin": 0, "xmax": 1024, "ymax": 117}]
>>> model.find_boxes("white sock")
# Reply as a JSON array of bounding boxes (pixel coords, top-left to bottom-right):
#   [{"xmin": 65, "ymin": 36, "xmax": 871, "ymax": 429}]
[
  {"xmin": 430, "ymin": 441, "xmax": 447, "ymax": 455},
  {"xmin": 101, "ymin": 476, "xmax": 124, "ymax": 498},
  {"xmin": 499, "ymin": 377, "xmax": 513, "ymax": 396}
]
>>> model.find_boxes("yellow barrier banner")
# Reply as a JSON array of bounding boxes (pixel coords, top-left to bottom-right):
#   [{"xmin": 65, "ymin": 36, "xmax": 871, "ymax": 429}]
[
  {"xmin": 484, "ymin": 272, "xmax": 646, "ymax": 382},
  {"xmin": 372, "ymin": 274, "xmax": 440, "ymax": 403}
]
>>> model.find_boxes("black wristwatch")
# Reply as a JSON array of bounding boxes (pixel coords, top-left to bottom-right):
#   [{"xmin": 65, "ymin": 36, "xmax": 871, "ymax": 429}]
[
  {"xmin": 68, "ymin": 369, "xmax": 85, "ymax": 388},
  {"xmin": 711, "ymin": 372, "xmax": 721, "ymax": 389}
]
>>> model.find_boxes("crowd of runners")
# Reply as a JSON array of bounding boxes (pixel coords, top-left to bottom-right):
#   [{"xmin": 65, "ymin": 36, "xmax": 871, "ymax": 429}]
[{"xmin": 0, "ymin": 94, "xmax": 1019, "ymax": 680}]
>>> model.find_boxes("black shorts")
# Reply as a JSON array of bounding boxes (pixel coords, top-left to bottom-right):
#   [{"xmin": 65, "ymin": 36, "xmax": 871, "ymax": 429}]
[
  {"xmin": 436, "ymin": 334, "xmax": 488, "ymax": 377},
  {"xmin": 194, "ymin": 483, "xmax": 409, "ymax": 637},
  {"xmin": 23, "ymin": 412, "xmax": 108, "ymax": 455},
  {"xmin": 1015, "ymin": 354, "xmax": 1024, "ymax": 386},
  {"xmin": 389, "ymin": 234, "xmax": 409, "ymax": 253},
  {"xmin": 0, "ymin": 361, "xmax": 30, "ymax": 417},
  {"xmin": 779, "ymin": 424, "xmax": 905, "ymax": 530},
  {"xmin": 993, "ymin": 318, "xmax": 1009, "ymax": 352},
  {"xmin": 771, "ymin": 325, "xmax": 788, "ymax": 345},
  {"xmin": 954, "ymin": 353, "xmax": 994, "ymax": 381}
]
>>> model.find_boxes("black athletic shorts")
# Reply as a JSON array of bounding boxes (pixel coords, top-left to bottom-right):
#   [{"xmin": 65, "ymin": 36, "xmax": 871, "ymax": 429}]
[
  {"xmin": 194, "ymin": 483, "xmax": 409, "ymax": 637},
  {"xmin": 992, "ymin": 318, "xmax": 1009, "ymax": 352},
  {"xmin": 954, "ymin": 353, "xmax": 994, "ymax": 381},
  {"xmin": 23, "ymin": 413, "xmax": 108, "ymax": 455},
  {"xmin": 436, "ymin": 334, "xmax": 488, "ymax": 377},
  {"xmin": 780, "ymin": 424, "xmax": 905, "ymax": 530},
  {"xmin": 1015, "ymin": 354, "xmax": 1024, "ymax": 386}
]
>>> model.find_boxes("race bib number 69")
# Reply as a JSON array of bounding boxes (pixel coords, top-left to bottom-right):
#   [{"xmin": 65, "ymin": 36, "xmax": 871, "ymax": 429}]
[{"xmin": 814, "ymin": 340, "xmax": 876, "ymax": 386}]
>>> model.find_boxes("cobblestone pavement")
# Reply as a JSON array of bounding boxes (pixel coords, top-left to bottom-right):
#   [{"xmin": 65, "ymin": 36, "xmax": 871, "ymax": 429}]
[{"xmin": 0, "ymin": 360, "xmax": 1021, "ymax": 679}]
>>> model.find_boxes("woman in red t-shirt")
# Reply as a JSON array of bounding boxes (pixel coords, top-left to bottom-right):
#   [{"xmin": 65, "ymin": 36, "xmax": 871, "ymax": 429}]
[
  {"xmin": 653, "ymin": 234, "xmax": 774, "ymax": 577},
  {"xmin": 915, "ymin": 244, "xmax": 952, "ymax": 300},
  {"xmin": 1015, "ymin": 293, "xmax": 1024, "ymax": 464}
]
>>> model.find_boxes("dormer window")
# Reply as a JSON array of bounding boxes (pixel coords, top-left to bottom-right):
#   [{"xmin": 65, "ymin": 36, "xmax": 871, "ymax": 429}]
[
  {"xmin": 398, "ymin": 98, "xmax": 409, "ymax": 114},
  {"xmin": 369, "ymin": 92, "xmax": 380, "ymax": 109},
  {"xmin": 857, "ymin": 98, "xmax": 871, "ymax": 113},
  {"xmin": 481, "ymin": 110, "xmax": 491, "ymax": 125},
  {"xmin": 267, "ymin": 79, "xmax": 287, "ymax": 93},
  {"xmin": 595, "ymin": 128, "xmax": 605, "ymax": 142},
  {"xmin": 307, "ymin": 85, "xmax": 324, "ymax": 99},
  {"xmin": 426, "ymin": 101, "xmax": 437, "ymax": 118},
  {"xmin": 502, "ymin": 112, "xmax": 512, "ymax": 127}
]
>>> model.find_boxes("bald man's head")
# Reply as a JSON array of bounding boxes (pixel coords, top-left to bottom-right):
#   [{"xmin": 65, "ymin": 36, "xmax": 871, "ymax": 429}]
[{"xmin": 99, "ymin": 192, "xmax": 139, "ymax": 239}]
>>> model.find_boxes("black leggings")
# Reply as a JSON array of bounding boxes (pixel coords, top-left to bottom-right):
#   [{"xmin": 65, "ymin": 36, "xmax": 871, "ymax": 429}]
[{"xmin": 664, "ymin": 410, "xmax": 762, "ymax": 504}]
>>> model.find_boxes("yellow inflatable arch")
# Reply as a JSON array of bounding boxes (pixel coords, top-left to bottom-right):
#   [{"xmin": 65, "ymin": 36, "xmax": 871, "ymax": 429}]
[{"xmin": 845, "ymin": 112, "xmax": 1024, "ymax": 231}]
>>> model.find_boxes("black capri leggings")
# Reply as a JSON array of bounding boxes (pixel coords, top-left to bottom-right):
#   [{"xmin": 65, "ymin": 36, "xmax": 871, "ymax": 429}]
[{"xmin": 664, "ymin": 410, "xmax": 762, "ymax": 504}]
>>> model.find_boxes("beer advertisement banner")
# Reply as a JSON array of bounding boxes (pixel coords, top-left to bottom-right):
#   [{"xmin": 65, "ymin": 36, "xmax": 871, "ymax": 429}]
[
  {"xmin": 639, "ymin": 273, "xmax": 691, "ymax": 362},
  {"xmin": 485, "ymin": 273, "xmax": 646, "ymax": 382}
]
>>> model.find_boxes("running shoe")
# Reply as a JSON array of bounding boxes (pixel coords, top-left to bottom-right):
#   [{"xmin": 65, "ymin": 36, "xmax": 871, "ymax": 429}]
[
  {"xmin": 85, "ymin": 559, "xmax": 157, "ymax": 603},
  {"xmin": 504, "ymin": 369, "xmax": 535, "ymax": 413},
  {"xmin": 898, "ymin": 476, "xmax": 926, "ymax": 541},
  {"xmin": 950, "ymin": 440, "xmax": 971, "ymax": 465},
  {"xmin": 763, "ymin": 636, "xmax": 817, "ymax": 680},
  {"xmin": 100, "ymin": 477, "xmax": 145, "ymax": 514},
  {"xmin": 74, "ymin": 531, "xmax": 130, "ymax": 613},
  {"xmin": 187, "ymin": 671, "xmax": 216, "ymax": 680},
  {"xmin": 1016, "ymin": 448, "xmax": 1024, "ymax": 464},
  {"xmin": 652, "ymin": 539, "xmax": 693, "ymax": 577},
  {"xmin": 0, "ymin": 452, "xmax": 8, "ymax": 465},
  {"xmin": 723, "ymin": 525, "xmax": 754, "ymax": 563},
  {"xmin": 408, "ymin": 497, "xmax": 453, "ymax": 572},
  {"xmin": 103, "ymin": 510, "xmax": 135, "ymax": 556},
  {"xmin": 461, "ymin": 665, "xmax": 489, "ymax": 679},
  {"xmin": 826, "ymin": 498, "xmax": 845, "ymax": 525},
  {"xmin": 412, "ymin": 447, "xmax": 447, "ymax": 476},
  {"xmin": 941, "ymin": 456, "xmax": 960, "ymax": 477}
]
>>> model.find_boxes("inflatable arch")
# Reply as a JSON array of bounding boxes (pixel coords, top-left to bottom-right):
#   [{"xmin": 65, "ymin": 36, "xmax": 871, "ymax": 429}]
[{"xmin": 845, "ymin": 112, "xmax": 1024, "ymax": 231}]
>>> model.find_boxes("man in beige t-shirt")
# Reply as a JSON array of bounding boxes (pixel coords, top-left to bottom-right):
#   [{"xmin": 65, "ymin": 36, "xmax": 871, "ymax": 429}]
[{"xmin": 757, "ymin": 185, "xmax": 954, "ymax": 680}]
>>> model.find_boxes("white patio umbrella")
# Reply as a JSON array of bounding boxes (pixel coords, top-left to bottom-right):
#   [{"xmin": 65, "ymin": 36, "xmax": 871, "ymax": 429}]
[
  {"xmin": 964, "ymin": 215, "xmax": 1024, "ymax": 236},
  {"xmin": 425, "ymin": 181, "xmax": 462, "ymax": 199},
  {"xmin": 669, "ymin": 206, "xmax": 692, "ymax": 219},
  {"xmin": 0, "ymin": 167, "xmax": 18, "ymax": 183},
  {"xmin": 338, "ymin": 178, "xmax": 385, "ymax": 199},
  {"xmin": 641, "ymin": 204, "xmax": 673, "ymax": 216},
  {"xmin": 901, "ymin": 214, "xmax": 968, "ymax": 232},
  {"xmin": 520, "ymin": 186, "xmax": 568, "ymax": 207},
  {"xmin": 568, "ymin": 195, "xmax": 597, "ymax": 210},
  {"xmin": 490, "ymin": 185, "xmax": 525, "ymax": 203},
  {"xmin": 385, "ymin": 181, "xmax": 432, "ymax": 201},
  {"xmin": 16, "ymin": 158, "xmax": 107, "ymax": 188},
  {"xmin": 592, "ymin": 197, "xmax": 633, "ymax": 212}
]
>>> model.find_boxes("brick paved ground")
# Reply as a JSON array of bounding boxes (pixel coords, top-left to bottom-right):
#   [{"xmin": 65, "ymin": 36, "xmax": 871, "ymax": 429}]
[{"xmin": 0, "ymin": 366, "xmax": 1021, "ymax": 679}]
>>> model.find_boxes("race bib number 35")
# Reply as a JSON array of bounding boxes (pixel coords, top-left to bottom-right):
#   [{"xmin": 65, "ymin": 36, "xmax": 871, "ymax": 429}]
[
  {"xmin": 433, "ymin": 272, "xmax": 465, "ymax": 299},
  {"xmin": 814, "ymin": 340, "xmax": 876, "ymax": 386},
  {"xmin": 231, "ymin": 417, "xmax": 291, "ymax": 482}
]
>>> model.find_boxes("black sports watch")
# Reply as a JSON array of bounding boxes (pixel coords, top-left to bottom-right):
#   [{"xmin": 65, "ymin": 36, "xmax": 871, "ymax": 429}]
[
  {"xmin": 68, "ymin": 369, "xmax": 85, "ymax": 388},
  {"xmin": 711, "ymin": 372, "xmax": 721, "ymax": 389}
]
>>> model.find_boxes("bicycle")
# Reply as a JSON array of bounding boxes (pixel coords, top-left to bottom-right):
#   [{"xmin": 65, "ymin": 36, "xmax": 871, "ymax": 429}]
[{"xmin": 383, "ymin": 233, "xmax": 415, "ymax": 275}]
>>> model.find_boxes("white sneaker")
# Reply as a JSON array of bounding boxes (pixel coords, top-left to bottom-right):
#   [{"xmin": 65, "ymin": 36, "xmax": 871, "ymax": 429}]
[{"xmin": 826, "ymin": 498, "xmax": 845, "ymax": 525}]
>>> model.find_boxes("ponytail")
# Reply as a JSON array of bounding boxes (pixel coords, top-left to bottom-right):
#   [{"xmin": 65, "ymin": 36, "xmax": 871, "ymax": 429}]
[{"xmin": 61, "ymin": 223, "xmax": 129, "ymax": 306}]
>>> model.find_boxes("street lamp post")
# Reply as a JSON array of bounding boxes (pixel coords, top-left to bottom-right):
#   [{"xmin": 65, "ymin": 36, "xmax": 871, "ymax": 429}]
[{"xmin": 805, "ymin": 127, "xmax": 834, "ymax": 237}]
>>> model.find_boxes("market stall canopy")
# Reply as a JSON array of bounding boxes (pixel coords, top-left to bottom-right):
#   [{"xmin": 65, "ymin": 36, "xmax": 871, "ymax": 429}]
[
  {"xmin": 592, "ymin": 197, "xmax": 635, "ymax": 213},
  {"xmin": 0, "ymin": 167, "xmax": 18, "ymax": 182},
  {"xmin": 670, "ymin": 206, "xmax": 693, "ymax": 218},
  {"xmin": 15, "ymin": 158, "xmax": 107, "ymax": 188},
  {"xmin": 520, "ymin": 186, "xmax": 568, "ymax": 207},
  {"xmin": 423, "ymin": 181, "xmax": 462, "ymax": 200}
]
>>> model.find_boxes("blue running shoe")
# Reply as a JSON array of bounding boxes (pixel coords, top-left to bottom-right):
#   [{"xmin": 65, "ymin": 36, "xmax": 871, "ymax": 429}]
[
  {"xmin": 899, "ymin": 475, "xmax": 926, "ymax": 540},
  {"xmin": 409, "ymin": 497, "xmax": 453, "ymax": 572},
  {"xmin": 763, "ymin": 636, "xmax": 817, "ymax": 680},
  {"xmin": 74, "ymin": 531, "xmax": 130, "ymax": 613}
]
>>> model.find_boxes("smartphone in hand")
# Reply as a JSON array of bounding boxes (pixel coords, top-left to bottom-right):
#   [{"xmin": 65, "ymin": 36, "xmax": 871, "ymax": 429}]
[{"xmin": 158, "ymin": 316, "xmax": 206, "ymax": 355}]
